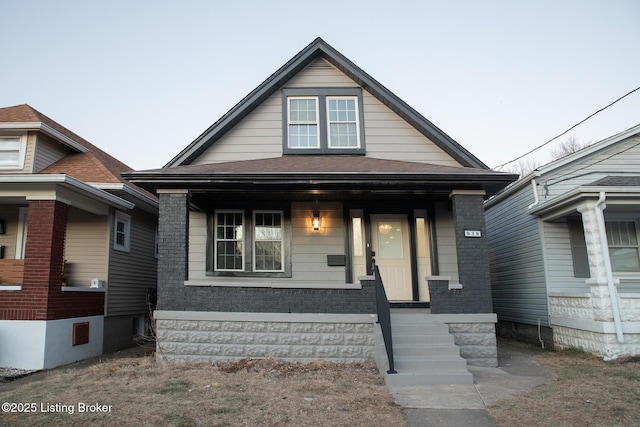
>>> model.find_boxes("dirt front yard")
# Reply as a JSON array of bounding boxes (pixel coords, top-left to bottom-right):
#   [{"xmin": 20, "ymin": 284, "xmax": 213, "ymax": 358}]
[{"xmin": 0, "ymin": 354, "xmax": 404, "ymax": 427}]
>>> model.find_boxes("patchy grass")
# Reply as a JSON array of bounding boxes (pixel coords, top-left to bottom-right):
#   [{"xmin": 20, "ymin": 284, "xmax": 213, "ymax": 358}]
[
  {"xmin": 489, "ymin": 348, "xmax": 640, "ymax": 427},
  {"xmin": 0, "ymin": 355, "xmax": 404, "ymax": 427}
]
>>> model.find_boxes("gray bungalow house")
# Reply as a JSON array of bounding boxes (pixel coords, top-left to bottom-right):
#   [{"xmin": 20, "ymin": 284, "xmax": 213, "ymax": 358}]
[
  {"xmin": 126, "ymin": 38, "xmax": 516, "ymax": 382},
  {"xmin": 485, "ymin": 124, "xmax": 640, "ymax": 359}
]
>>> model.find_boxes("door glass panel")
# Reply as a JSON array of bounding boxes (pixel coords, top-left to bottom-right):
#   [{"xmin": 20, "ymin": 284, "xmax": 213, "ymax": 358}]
[{"xmin": 377, "ymin": 220, "xmax": 403, "ymax": 259}]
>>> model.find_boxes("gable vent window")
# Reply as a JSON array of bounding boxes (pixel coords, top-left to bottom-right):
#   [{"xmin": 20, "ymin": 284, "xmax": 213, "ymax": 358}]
[{"xmin": 283, "ymin": 88, "xmax": 365, "ymax": 154}]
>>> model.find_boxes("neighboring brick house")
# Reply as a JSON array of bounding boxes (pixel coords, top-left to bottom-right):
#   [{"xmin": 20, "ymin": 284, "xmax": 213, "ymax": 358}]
[
  {"xmin": 126, "ymin": 38, "xmax": 517, "ymax": 379},
  {"xmin": 0, "ymin": 104, "xmax": 158, "ymax": 370},
  {"xmin": 485, "ymin": 124, "xmax": 640, "ymax": 359}
]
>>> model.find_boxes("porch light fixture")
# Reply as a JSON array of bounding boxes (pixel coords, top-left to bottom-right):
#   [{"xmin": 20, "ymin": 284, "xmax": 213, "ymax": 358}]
[{"xmin": 312, "ymin": 211, "xmax": 320, "ymax": 231}]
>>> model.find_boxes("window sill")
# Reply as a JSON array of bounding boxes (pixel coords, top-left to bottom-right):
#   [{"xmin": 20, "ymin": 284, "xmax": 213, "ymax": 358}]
[
  {"xmin": 0, "ymin": 285, "xmax": 22, "ymax": 291},
  {"xmin": 185, "ymin": 280, "xmax": 361, "ymax": 290},
  {"xmin": 61, "ymin": 286, "xmax": 106, "ymax": 293}
]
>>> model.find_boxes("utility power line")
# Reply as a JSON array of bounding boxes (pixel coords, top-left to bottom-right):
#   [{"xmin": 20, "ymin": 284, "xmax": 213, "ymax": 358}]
[{"xmin": 494, "ymin": 85, "xmax": 640, "ymax": 170}]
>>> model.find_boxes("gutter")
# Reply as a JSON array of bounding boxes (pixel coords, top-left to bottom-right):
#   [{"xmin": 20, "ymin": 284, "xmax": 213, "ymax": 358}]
[{"xmin": 595, "ymin": 191, "xmax": 624, "ymax": 344}]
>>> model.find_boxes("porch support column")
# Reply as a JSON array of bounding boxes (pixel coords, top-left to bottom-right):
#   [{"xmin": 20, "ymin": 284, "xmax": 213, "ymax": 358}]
[
  {"xmin": 437, "ymin": 190, "xmax": 492, "ymax": 313},
  {"xmin": 23, "ymin": 200, "xmax": 68, "ymax": 320},
  {"xmin": 577, "ymin": 196, "xmax": 624, "ymax": 342},
  {"xmin": 157, "ymin": 190, "xmax": 190, "ymax": 311}
]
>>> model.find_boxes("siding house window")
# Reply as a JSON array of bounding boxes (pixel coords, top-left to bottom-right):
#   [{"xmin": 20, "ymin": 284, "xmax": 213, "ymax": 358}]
[
  {"xmin": 606, "ymin": 221, "xmax": 640, "ymax": 272},
  {"xmin": 114, "ymin": 211, "xmax": 131, "ymax": 252},
  {"xmin": 0, "ymin": 136, "xmax": 26, "ymax": 169},
  {"xmin": 210, "ymin": 208, "xmax": 291, "ymax": 277},
  {"xmin": 288, "ymin": 98, "xmax": 319, "ymax": 148},
  {"xmin": 253, "ymin": 211, "xmax": 284, "ymax": 272},
  {"xmin": 283, "ymin": 88, "xmax": 364, "ymax": 154},
  {"xmin": 214, "ymin": 211, "xmax": 244, "ymax": 271},
  {"xmin": 327, "ymin": 97, "xmax": 359, "ymax": 148}
]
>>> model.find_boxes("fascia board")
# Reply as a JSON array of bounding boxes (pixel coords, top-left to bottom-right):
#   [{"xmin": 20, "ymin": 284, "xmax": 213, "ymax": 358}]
[
  {"xmin": 91, "ymin": 182, "xmax": 159, "ymax": 210},
  {"xmin": 0, "ymin": 122, "xmax": 89, "ymax": 153},
  {"xmin": 0, "ymin": 174, "xmax": 134, "ymax": 210}
]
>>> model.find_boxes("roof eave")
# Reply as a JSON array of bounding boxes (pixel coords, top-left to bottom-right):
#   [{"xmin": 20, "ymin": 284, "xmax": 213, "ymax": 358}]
[{"xmin": 0, "ymin": 122, "xmax": 89, "ymax": 153}]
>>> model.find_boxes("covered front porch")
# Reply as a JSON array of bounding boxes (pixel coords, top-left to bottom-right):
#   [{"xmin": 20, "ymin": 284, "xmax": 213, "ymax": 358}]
[{"xmin": 531, "ymin": 183, "xmax": 640, "ymax": 358}]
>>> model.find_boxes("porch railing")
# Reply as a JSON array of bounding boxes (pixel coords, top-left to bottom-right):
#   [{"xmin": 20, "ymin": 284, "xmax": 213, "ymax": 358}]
[
  {"xmin": 374, "ymin": 265, "xmax": 396, "ymax": 374},
  {"xmin": 0, "ymin": 259, "xmax": 24, "ymax": 284}
]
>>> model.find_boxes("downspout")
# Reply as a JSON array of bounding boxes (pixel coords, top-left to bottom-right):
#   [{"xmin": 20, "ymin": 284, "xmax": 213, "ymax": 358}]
[
  {"xmin": 595, "ymin": 191, "xmax": 624, "ymax": 343},
  {"xmin": 527, "ymin": 178, "xmax": 539, "ymax": 209}
]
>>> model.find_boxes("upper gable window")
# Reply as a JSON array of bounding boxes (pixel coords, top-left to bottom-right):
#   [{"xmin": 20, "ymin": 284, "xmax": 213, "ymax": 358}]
[
  {"xmin": 283, "ymin": 88, "xmax": 365, "ymax": 154},
  {"xmin": 0, "ymin": 136, "xmax": 27, "ymax": 169}
]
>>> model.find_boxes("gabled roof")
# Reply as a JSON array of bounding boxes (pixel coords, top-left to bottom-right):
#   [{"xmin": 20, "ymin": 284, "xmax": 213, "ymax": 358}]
[
  {"xmin": 0, "ymin": 104, "xmax": 157, "ymax": 206},
  {"xmin": 165, "ymin": 37, "xmax": 489, "ymax": 169},
  {"xmin": 485, "ymin": 123, "xmax": 640, "ymax": 208}
]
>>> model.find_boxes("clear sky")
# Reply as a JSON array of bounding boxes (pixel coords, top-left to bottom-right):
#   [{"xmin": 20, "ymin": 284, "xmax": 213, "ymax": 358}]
[{"xmin": 2, "ymin": 0, "xmax": 639, "ymax": 171}]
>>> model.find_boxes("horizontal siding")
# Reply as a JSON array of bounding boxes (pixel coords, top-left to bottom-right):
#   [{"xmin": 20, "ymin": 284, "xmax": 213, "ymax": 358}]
[
  {"xmin": 33, "ymin": 134, "xmax": 69, "ymax": 172},
  {"xmin": 107, "ymin": 208, "xmax": 158, "ymax": 316},
  {"xmin": 188, "ymin": 202, "xmax": 347, "ymax": 284},
  {"xmin": 543, "ymin": 135, "xmax": 640, "ymax": 199},
  {"xmin": 191, "ymin": 58, "xmax": 461, "ymax": 167},
  {"xmin": 65, "ymin": 207, "xmax": 109, "ymax": 287},
  {"xmin": 486, "ymin": 183, "xmax": 550, "ymax": 325},
  {"xmin": 434, "ymin": 201, "xmax": 458, "ymax": 282},
  {"xmin": 0, "ymin": 205, "xmax": 22, "ymax": 260}
]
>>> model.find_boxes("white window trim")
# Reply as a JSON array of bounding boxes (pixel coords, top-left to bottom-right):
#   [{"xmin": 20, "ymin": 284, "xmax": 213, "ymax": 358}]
[
  {"xmin": 113, "ymin": 211, "xmax": 131, "ymax": 252},
  {"xmin": 214, "ymin": 210, "xmax": 245, "ymax": 272},
  {"xmin": 326, "ymin": 96, "xmax": 361, "ymax": 149},
  {"xmin": 605, "ymin": 218, "xmax": 640, "ymax": 274},
  {"xmin": 0, "ymin": 135, "xmax": 27, "ymax": 170},
  {"xmin": 253, "ymin": 210, "xmax": 285, "ymax": 273},
  {"xmin": 287, "ymin": 96, "xmax": 320, "ymax": 149}
]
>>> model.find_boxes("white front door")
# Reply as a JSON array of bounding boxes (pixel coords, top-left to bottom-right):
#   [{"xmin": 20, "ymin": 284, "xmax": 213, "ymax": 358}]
[{"xmin": 371, "ymin": 214, "xmax": 413, "ymax": 301}]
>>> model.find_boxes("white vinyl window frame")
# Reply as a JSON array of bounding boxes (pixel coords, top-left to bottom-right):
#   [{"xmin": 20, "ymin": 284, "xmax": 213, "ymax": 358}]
[
  {"xmin": 326, "ymin": 96, "xmax": 361, "ymax": 149},
  {"xmin": 287, "ymin": 96, "xmax": 320, "ymax": 149},
  {"xmin": 113, "ymin": 211, "xmax": 131, "ymax": 252},
  {"xmin": 605, "ymin": 219, "xmax": 640, "ymax": 273},
  {"xmin": 282, "ymin": 88, "xmax": 365, "ymax": 155},
  {"xmin": 0, "ymin": 135, "xmax": 27, "ymax": 170},
  {"xmin": 253, "ymin": 210, "xmax": 284, "ymax": 273},
  {"xmin": 214, "ymin": 210, "xmax": 245, "ymax": 272}
]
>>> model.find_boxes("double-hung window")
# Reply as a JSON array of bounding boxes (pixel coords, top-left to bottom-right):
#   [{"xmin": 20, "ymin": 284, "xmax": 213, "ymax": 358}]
[
  {"xmin": 288, "ymin": 98, "xmax": 319, "ymax": 149},
  {"xmin": 0, "ymin": 136, "xmax": 26, "ymax": 169},
  {"xmin": 606, "ymin": 221, "xmax": 640, "ymax": 272},
  {"xmin": 214, "ymin": 211, "xmax": 244, "ymax": 271},
  {"xmin": 114, "ymin": 211, "xmax": 131, "ymax": 252},
  {"xmin": 283, "ymin": 88, "xmax": 364, "ymax": 154},
  {"xmin": 212, "ymin": 209, "xmax": 288, "ymax": 276}
]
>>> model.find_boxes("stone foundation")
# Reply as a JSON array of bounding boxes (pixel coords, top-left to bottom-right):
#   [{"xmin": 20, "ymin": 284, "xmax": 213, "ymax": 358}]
[
  {"xmin": 550, "ymin": 290, "xmax": 640, "ymax": 359},
  {"xmin": 154, "ymin": 311, "xmax": 377, "ymax": 363}
]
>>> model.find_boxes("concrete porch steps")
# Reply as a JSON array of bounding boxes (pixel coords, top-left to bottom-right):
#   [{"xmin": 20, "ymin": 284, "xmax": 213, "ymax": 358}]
[{"xmin": 385, "ymin": 312, "xmax": 474, "ymax": 386}]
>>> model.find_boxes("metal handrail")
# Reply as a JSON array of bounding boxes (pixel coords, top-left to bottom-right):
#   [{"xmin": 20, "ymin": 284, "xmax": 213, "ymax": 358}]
[{"xmin": 374, "ymin": 266, "xmax": 396, "ymax": 374}]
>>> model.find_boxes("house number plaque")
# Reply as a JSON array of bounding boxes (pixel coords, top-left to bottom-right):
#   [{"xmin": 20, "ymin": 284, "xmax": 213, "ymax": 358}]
[{"xmin": 464, "ymin": 230, "xmax": 482, "ymax": 238}]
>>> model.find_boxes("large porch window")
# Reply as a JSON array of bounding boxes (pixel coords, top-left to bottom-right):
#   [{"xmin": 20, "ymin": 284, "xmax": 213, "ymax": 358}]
[{"xmin": 211, "ymin": 209, "xmax": 289, "ymax": 276}]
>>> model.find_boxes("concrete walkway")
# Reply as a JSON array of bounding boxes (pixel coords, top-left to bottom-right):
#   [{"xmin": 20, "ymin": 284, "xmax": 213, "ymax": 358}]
[{"xmin": 388, "ymin": 338, "xmax": 551, "ymax": 427}]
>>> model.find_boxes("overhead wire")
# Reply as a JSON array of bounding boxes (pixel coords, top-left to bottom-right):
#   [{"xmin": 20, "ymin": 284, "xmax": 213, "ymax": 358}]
[{"xmin": 493, "ymin": 85, "xmax": 640, "ymax": 170}]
